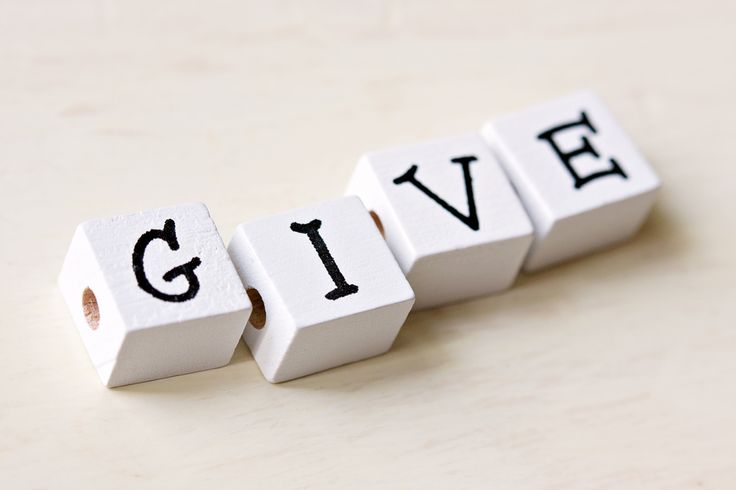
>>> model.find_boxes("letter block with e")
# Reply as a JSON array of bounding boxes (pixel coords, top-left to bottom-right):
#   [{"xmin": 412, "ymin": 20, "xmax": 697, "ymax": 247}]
[
  {"xmin": 346, "ymin": 134, "xmax": 534, "ymax": 309},
  {"xmin": 227, "ymin": 197, "xmax": 414, "ymax": 383},
  {"xmin": 482, "ymin": 91, "xmax": 661, "ymax": 271},
  {"xmin": 58, "ymin": 203, "xmax": 251, "ymax": 387}
]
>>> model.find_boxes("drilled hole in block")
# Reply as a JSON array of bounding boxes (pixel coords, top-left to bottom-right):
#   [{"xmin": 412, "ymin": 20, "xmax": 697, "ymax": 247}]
[
  {"xmin": 246, "ymin": 288, "xmax": 266, "ymax": 330},
  {"xmin": 369, "ymin": 210, "xmax": 385, "ymax": 237},
  {"xmin": 82, "ymin": 287, "xmax": 100, "ymax": 330}
]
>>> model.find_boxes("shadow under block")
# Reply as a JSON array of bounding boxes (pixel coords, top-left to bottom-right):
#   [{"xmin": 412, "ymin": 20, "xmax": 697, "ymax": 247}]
[
  {"xmin": 227, "ymin": 196, "xmax": 415, "ymax": 383},
  {"xmin": 482, "ymin": 91, "xmax": 661, "ymax": 272},
  {"xmin": 58, "ymin": 203, "xmax": 251, "ymax": 387},
  {"xmin": 346, "ymin": 133, "xmax": 534, "ymax": 309}
]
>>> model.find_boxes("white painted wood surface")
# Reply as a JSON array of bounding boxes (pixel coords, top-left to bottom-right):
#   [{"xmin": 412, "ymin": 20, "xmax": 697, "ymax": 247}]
[
  {"xmin": 228, "ymin": 196, "xmax": 414, "ymax": 382},
  {"xmin": 1, "ymin": 1, "xmax": 735, "ymax": 488},
  {"xmin": 347, "ymin": 133, "xmax": 533, "ymax": 308},
  {"xmin": 58, "ymin": 203, "xmax": 251, "ymax": 386},
  {"xmin": 482, "ymin": 91, "xmax": 660, "ymax": 271}
]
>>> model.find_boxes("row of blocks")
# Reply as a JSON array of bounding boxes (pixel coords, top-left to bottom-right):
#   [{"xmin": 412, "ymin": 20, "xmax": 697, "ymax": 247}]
[{"xmin": 59, "ymin": 91, "xmax": 661, "ymax": 387}]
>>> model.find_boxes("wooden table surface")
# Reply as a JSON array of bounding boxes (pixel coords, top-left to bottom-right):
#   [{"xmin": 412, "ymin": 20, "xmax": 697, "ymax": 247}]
[{"xmin": 1, "ymin": 1, "xmax": 734, "ymax": 488}]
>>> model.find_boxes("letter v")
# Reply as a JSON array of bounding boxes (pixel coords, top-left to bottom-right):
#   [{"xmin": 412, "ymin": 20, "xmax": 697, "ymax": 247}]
[{"xmin": 392, "ymin": 155, "xmax": 480, "ymax": 231}]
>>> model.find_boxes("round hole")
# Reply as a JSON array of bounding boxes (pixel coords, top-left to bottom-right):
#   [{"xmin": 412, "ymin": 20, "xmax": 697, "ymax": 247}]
[
  {"xmin": 246, "ymin": 288, "xmax": 266, "ymax": 330},
  {"xmin": 82, "ymin": 287, "xmax": 100, "ymax": 330},
  {"xmin": 369, "ymin": 210, "xmax": 385, "ymax": 237}
]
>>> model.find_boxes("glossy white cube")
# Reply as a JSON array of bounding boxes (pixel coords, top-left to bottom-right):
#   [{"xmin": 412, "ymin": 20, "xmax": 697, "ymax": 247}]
[
  {"xmin": 482, "ymin": 91, "xmax": 661, "ymax": 271},
  {"xmin": 58, "ymin": 203, "xmax": 251, "ymax": 387},
  {"xmin": 346, "ymin": 133, "xmax": 534, "ymax": 309},
  {"xmin": 228, "ymin": 197, "xmax": 414, "ymax": 383}
]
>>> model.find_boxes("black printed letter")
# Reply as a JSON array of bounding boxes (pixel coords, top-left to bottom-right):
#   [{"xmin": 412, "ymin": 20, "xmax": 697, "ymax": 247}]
[
  {"xmin": 393, "ymin": 155, "xmax": 480, "ymax": 231},
  {"xmin": 537, "ymin": 111, "xmax": 628, "ymax": 190},
  {"xmin": 132, "ymin": 219, "xmax": 202, "ymax": 302},
  {"xmin": 290, "ymin": 219, "xmax": 359, "ymax": 301}
]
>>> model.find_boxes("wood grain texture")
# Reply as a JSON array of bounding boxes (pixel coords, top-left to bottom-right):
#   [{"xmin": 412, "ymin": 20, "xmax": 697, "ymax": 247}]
[{"xmin": 0, "ymin": 1, "xmax": 734, "ymax": 488}]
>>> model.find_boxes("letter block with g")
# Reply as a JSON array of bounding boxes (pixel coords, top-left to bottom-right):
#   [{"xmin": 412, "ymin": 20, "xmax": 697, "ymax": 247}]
[{"xmin": 58, "ymin": 203, "xmax": 252, "ymax": 387}]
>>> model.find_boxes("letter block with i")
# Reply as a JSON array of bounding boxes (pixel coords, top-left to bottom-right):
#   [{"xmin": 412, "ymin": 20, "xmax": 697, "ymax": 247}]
[
  {"xmin": 346, "ymin": 133, "xmax": 534, "ymax": 309},
  {"xmin": 58, "ymin": 203, "xmax": 252, "ymax": 387},
  {"xmin": 227, "ymin": 197, "xmax": 415, "ymax": 383},
  {"xmin": 482, "ymin": 91, "xmax": 661, "ymax": 271}
]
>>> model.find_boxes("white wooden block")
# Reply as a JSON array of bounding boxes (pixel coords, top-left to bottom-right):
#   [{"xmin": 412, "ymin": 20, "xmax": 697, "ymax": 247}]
[
  {"xmin": 481, "ymin": 91, "xmax": 661, "ymax": 271},
  {"xmin": 58, "ymin": 203, "xmax": 251, "ymax": 387},
  {"xmin": 345, "ymin": 133, "xmax": 534, "ymax": 309},
  {"xmin": 227, "ymin": 196, "xmax": 414, "ymax": 383}
]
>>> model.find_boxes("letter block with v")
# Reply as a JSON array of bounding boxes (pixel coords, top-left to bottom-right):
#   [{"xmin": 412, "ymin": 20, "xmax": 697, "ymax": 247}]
[
  {"xmin": 57, "ymin": 203, "xmax": 251, "ymax": 387},
  {"xmin": 346, "ymin": 134, "xmax": 534, "ymax": 309}
]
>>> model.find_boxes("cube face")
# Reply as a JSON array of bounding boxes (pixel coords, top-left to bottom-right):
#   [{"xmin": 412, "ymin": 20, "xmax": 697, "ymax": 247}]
[
  {"xmin": 58, "ymin": 203, "xmax": 251, "ymax": 387},
  {"xmin": 346, "ymin": 133, "xmax": 534, "ymax": 309},
  {"xmin": 482, "ymin": 91, "xmax": 660, "ymax": 271},
  {"xmin": 228, "ymin": 197, "xmax": 415, "ymax": 382},
  {"xmin": 81, "ymin": 203, "xmax": 249, "ymax": 329}
]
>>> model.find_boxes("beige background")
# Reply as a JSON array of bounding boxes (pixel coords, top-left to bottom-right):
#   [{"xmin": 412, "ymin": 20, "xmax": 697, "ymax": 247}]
[{"xmin": 1, "ymin": 1, "xmax": 735, "ymax": 488}]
